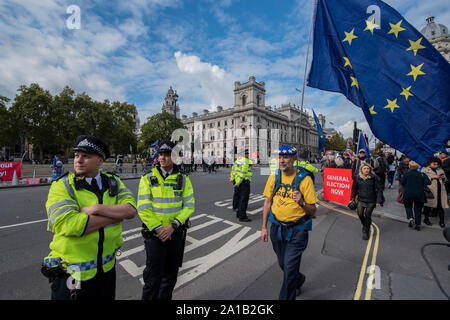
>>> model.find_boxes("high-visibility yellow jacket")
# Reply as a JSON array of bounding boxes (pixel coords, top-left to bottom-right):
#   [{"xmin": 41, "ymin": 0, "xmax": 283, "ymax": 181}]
[
  {"xmin": 269, "ymin": 158, "xmax": 279, "ymax": 174},
  {"xmin": 294, "ymin": 160, "xmax": 319, "ymax": 174},
  {"xmin": 233, "ymin": 157, "xmax": 253, "ymax": 187},
  {"xmin": 137, "ymin": 167, "xmax": 195, "ymax": 231},
  {"xmin": 43, "ymin": 172, "xmax": 136, "ymax": 281}
]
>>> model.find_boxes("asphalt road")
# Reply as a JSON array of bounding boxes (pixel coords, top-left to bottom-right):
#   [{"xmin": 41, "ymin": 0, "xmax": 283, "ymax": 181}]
[{"xmin": 0, "ymin": 166, "xmax": 449, "ymax": 300}]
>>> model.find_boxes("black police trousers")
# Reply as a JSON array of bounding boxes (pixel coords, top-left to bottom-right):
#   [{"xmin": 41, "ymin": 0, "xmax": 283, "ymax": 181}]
[
  {"xmin": 236, "ymin": 180, "xmax": 250, "ymax": 219},
  {"xmin": 142, "ymin": 228, "xmax": 185, "ymax": 300},
  {"xmin": 50, "ymin": 266, "xmax": 116, "ymax": 300}
]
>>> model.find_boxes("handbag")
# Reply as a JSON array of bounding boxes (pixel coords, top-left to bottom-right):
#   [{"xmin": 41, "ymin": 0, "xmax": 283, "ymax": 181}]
[
  {"xmin": 396, "ymin": 192, "xmax": 404, "ymax": 204},
  {"xmin": 423, "ymin": 185, "xmax": 434, "ymax": 200}
]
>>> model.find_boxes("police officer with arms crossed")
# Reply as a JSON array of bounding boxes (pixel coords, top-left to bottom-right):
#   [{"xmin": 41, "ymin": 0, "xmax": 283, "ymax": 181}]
[
  {"xmin": 261, "ymin": 145, "xmax": 318, "ymax": 300},
  {"xmin": 138, "ymin": 141, "xmax": 195, "ymax": 300},
  {"xmin": 42, "ymin": 135, "xmax": 137, "ymax": 300}
]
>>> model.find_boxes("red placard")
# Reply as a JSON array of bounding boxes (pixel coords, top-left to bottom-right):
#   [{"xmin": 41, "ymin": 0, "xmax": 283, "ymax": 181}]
[
  {"xmin": 0, "ymin": 162, "xmax": 22, "ymax": 181},
  {"xmin": 323, "ymin": 168, "xmax": 353, "ymax": 205}
]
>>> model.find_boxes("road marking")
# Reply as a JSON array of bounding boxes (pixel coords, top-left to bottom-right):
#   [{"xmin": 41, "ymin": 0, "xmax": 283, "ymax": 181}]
[
  {"xmin": 317, "ymin": 190, "xmax": 381, "ymax": 301},
  {"xmin": 118, "ymin": 213, "xmax": 261, "ymax": 289},
  {"xmin": 0, "ymin": 218, "xmax": 47, "ymax": 230}
]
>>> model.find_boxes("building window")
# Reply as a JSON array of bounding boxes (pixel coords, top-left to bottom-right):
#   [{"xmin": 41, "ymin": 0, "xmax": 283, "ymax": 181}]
[
  {"xmin": 257, "ymin": 95, "xmax": 260, "ymax": 106},
  {"xmin": 225, "ymin": 120, "xmax": 227, "ymax": 126},
  {"xmin": 242, "ymin": 95, "xmax": 246, "ymax": 105}
]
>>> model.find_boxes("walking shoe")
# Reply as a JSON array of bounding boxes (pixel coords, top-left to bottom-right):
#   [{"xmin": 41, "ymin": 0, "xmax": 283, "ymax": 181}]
[
  {"xmin": 415, "ymin": 225, "xmax": 421, "ymax": 231},
  {"xmin": 439, "ymin": 222, "xmax": 446, "ymax": 228},
  {"xmin": 408, "ymin": 220, "xmax": 415, "ymax": 228},
  {"xmin": 239, "ymin": 217, "xmax": 252, "ymax": 222},
  {"xmin": 362, "ymin": 228, "xmax": 370, "ymax": 240},
  {"xmin": 423, "ymin": 219, "xmax": 432, "ymax": 226},
  {"xmin": 296, "ymin": 273, "xmax": 306, "ymax": 296}
]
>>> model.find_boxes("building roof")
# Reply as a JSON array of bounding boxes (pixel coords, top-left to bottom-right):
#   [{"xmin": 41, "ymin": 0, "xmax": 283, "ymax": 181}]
[{"xmin": 420, "ymin": 16, "xmax": 449, "ymax": 40}]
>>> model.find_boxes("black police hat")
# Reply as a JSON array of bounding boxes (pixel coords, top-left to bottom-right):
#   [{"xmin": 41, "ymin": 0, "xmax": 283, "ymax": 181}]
[
  {"xmin": 299, "ymin": 151, "xmax": 309, "ymax": 159},
  {"xmin": 73, "ymin": 135, "xmax": 110, "ymax": 159},
  {"xmin": 158, "ymin": 141, "xmax": 175, "ymax": 154}
]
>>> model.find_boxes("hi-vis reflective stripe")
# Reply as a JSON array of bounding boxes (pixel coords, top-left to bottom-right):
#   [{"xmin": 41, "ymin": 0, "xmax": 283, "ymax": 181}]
[
  {"xmin": 62, "ymin": 176, "xmax": 77, "ymax": 201},
  {"xmin": 47, "ymin": 199, "xmax": 78, "ymax": 217},
  {"xmin": 49, "ymin": 206, "xmax": 79, "ymax": 229},
  {"xmin": 44, "ymin": 249, "xmax": 118, "ymax": 272},
  {"xmin": 138, "ymin": 194, "xmax": 194, "ymax": 203},
  {"xmin": 137, "ymin": 203, "xmax": 183, "ymax": 214}
]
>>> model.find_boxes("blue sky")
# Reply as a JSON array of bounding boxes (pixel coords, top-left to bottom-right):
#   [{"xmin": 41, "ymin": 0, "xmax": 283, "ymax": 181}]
[{"xmin": 0, "ymin": 0, "xmax": 449, "ymax": 141}]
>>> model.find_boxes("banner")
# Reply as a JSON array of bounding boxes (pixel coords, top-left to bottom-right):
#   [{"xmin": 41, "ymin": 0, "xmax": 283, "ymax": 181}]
[
  {"xmin": 0, "ymin": 162, "xmax": 22, "ymax": 182},
  {"xmin": 323, "ymin": 168, "xmax": 353, "ymax": 205}
]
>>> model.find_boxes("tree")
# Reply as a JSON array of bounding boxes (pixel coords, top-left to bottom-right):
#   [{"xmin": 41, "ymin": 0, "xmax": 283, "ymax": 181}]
[
  {"xmin": 325, "ymin": 134, "xmax": 347, "ymax": 151},
  {"xmin": 9, "ymin": 84, "xmax": 61, "ymax": 162},
  {"xmin": 139, "ymin": 112, "xmax": 185, "ymax": 153},
  {"xmin": 0, "ymin": 96, "xmax": 12, "ymax": 148}
]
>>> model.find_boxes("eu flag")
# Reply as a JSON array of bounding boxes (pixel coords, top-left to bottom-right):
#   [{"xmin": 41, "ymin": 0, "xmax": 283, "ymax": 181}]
[
  {"xmin": 357, "ymin": 132, "xmax": 371, "ymax": 158},
  {"xmin": 313, "ymin": 109, "xmax": 326, "ymax": 151},
  {"xmin": 307, "ymin": 0, "xmax": 450, "ymax": 166}
]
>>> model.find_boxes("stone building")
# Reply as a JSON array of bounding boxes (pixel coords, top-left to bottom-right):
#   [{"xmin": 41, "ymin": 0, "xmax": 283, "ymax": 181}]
[
  {"xmin": 420, "ymin": 16, "xmax": 450, "ymax": 62},
  {"xmin": 171, "ymin": 76, "xmax": 326, "ymax": 163}
]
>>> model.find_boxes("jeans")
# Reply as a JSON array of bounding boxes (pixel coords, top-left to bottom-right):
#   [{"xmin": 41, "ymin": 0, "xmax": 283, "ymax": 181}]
[
  {"xmin": 404, "ymin": 199, "xmax": 423, "ymax": 226},
  {"xmin": 270, "ymin": 224, "xmax": 309, "ymax": 300}
]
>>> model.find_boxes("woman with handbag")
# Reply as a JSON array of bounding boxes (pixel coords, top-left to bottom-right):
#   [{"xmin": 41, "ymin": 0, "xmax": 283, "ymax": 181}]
[
  {"xmin": 400, "ymin": 161, "xmax": 431, "ymax": 230},
  {"xmin": 350, "ymin": 164, "xmax": 383, "ymax": 240},
  {"xmin": 421, "ymin": 156, "xmax": 448, "ymax": 228}
]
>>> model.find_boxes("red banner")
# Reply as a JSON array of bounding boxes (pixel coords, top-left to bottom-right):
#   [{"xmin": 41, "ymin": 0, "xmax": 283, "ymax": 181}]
[
  {"xmin": 0, "ymin": 162, "xmax": 22, "ymax": 182},
  {"xmin": 323, "ymin": 168, "xmax": 353, "ymax": 205}
]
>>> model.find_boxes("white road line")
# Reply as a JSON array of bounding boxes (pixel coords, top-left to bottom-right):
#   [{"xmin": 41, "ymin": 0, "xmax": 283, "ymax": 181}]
[
  {"xmin": 185, "ymin": 220, "xmax": 241, "ymax": 253},
  {"xmin": 247, "ymin": 207, "xmax": 263, "ymax": 215},
  {"xmin": 0, "ymin": 219, "xmax": 47, "ymax": 230}
]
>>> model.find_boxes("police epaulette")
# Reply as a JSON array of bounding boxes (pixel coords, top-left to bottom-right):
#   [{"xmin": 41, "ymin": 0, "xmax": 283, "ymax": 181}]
[{"xmin": 53, "ymin": 171, "xmax": 69, "ymax": 181}]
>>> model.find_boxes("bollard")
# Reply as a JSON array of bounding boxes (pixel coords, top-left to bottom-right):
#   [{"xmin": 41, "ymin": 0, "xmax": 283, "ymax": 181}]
[{"xmin": 12, "ymin": 170, "xmax": 19, "ymax": 186}]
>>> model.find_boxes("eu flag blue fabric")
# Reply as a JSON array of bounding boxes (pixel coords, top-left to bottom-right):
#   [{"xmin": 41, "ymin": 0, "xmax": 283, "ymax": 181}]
[
  {"xmin": 313, "ymin": 109, "xmax": 326, "ymax": 151},
  {"xmin": 357, "ymin": 132, "xmax": 371, "ymax": 158},
  {"xmin": 307, "ymin": 0, "xmax": 450, "ymax": 166}
]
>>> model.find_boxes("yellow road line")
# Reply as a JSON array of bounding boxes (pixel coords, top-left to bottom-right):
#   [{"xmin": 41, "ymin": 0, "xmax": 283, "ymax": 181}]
[
  {"xmin": 364, "ymin": 223, "xmax": 380, "ymax": 300},
  {"xmin": 316, "ymin": 191, "xmax": 380, "ymax": 300}
]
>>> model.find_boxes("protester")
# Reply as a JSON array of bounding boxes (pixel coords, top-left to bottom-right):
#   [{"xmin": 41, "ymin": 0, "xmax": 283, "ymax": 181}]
[
  {"xmin": 373, "ymin": 152, "xmax": 387, "ymax": 206},
  {"xmin": 422, "ymin": 156, "xmax": 448, "ymax": 228},
  {"xmin": 350, "ymin": 164, "xmax": 383, "ymax": 240},
  {"xmin": 386, "ymin": 153, "xmax": 397, "ymax": 189},
  {"xmin": 351, "ymin": 150, "xmax": 373, "ymax": 180},
  {"xmin": 439, "ymin": 150, "xmax": 450, "ymax": 200},
  {"xmin": 400, "ymin": 161, "xmax": 431, "ymax": 230},
  {"xmin": 397, "ymin": 156, "xmax": 410, "ymax": 192}
]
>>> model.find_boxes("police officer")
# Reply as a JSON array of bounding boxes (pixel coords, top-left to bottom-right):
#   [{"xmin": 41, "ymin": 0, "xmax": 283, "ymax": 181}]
[
  {"xmin": 295, "ymin": 151, "xmax": 319, "ymax": 175},
  {"xmin": 269, "ymin": 157, "xmax": 279, "ymax": 175},
  {"xmin": 232, "ymin": 150, "xmax": 253, "ymax": 222},
  {"xmin": 42, "ymin": 135, "xmax": 137, "ymax": 300},
  {"xmin": 138, "ymin": 141, "xmax": 195, "ymax": 300},
  {"xmin": 261, "ymin": 145, "xmax": 318, "ymax": 300}
]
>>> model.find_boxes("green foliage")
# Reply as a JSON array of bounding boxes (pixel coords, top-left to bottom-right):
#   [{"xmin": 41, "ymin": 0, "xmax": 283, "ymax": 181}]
[
  {"xmin": 138, "ymin": 112, "xmax": 185, "ymax": 153},
  {"xmin": 2, "ymin": 84, "xmax": 139, "ymax": 161},
  {"xmin": 325, "ymin": 134, "xmax": 347, "ymax": 151}
]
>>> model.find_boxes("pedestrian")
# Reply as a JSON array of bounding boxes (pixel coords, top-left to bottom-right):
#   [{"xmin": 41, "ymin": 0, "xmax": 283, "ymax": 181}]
[
  {"xmin": 422, "ymin": 156, "xmax": 448, "ymax": 228},
  {"xmin": 373, "ymin": 152, "xmax": 387, "ymax": 206},
  {"xmin": 132, "ymin": 157, "xmax": 137, "ymax": 174},
  {"xmin": 137, "ymin": 141, "xmax": 195, "ymax": 300},
  {"xmin": 400, "ymin": 161, "xmax": 431, "ymax": 230},
  {"xmin": 350, "ymin": 163, "xmax": 383, "ymax": 240},
  {"xmin": 261, "ymin": 145, "xmax": 318, "ymax": 300},
  {"xmin": 232, "ymin": 150, "xmax": 253, "ymax": 222},
  {"xmin": 42, "ymin": 135, "xmax": 137, "ymax": 300},
  {"xmin": 386, "ymin": 154, "xmax": 397, "ymax": 188},
  {"xmin": 351, "ymin": 149, "xmax": 374, "ymax": 180},
  {"xmin": 439, "ymin": 150, "xmax": 450, "ymax": 201},
  {"xmin": 115, "ymin": 155, "xmax": 123, "ymax": 173},
  {"xmin": 397, "ymin": 156, "xmax": 410, "ymax": 193}
]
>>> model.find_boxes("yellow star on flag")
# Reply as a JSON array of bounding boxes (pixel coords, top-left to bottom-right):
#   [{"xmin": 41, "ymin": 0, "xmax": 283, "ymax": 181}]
[
  {"xmin": 387, "ymin": 20, "xmax": 406, "ymax": 38},
  {"xmin": 350, "ymin": 76, "xmax": 359, "ymax": 89},
  {"xmin": 400, "ymin": 86, "xmax": 414, "ymax": 101},
  {"xmin": 384, "ymin": 98, "xmax": 400, "ymax": 113},
  {"xmin": 407, "ymin": 63, "xmax": 425, "ymax": 81},
  {"xmin": 364, "ymin": 18, "xmax": 379, "ymax": 35},
  {"xmin": 343, "ymin": 57, "xmax": 352, "ymax": 69},
  {"xmin": 406, "ymin": 37, "xmax": 426, "ymax": 56},
  {"xmin": 369, "ymin": 105, "xmax": 377, "ymax": 114},
  {"xmin": 342, "ymin": 28, "xmax": 358, "ymax": 45}
]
